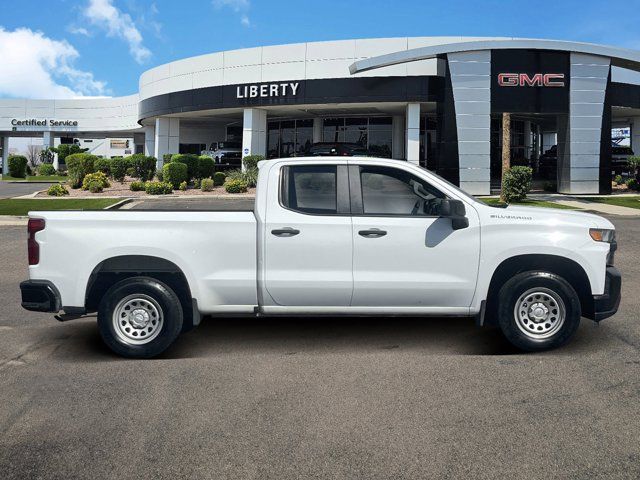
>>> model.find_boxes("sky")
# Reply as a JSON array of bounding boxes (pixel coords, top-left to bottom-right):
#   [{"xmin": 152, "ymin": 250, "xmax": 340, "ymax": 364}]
[{"xmin": 0, "ymin": 0, "xmax": 639, "ymax": 99}]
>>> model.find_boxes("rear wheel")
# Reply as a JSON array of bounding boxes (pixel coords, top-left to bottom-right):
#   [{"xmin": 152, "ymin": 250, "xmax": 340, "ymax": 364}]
[
  {"xmin": 98, "ymin": 276, "xmax": 183, "ymax": 358},
  {"xmin": 497, "ymin": 271, "xmax": 581, "ymax": 351}
]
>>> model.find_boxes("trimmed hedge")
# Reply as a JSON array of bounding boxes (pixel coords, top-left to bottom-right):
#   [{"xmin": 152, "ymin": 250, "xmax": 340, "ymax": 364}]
[
  {"xmin": 94, "ymin": 158, "xmax": 111, "ymax": 176},
  {"xmin": 170, "ymin": 154, "xmax": 199, "ymax": 181},
  {"xmin": 145, "ymin": 181, "xmax": 173, "ymax": 195},
  {"xmin": 198, "ymin": 155, "xmax": 215, "ymax": 179},
  {"xmin": 82, "ymin": 172, "xmax": 110, "ymax": 192},
  {"xmin": 502, "ymin": 166, "xmax": 533, "ymax": 202},
  {"xmin": 242, "ymin": 155, "xmax": 264, "ymax": 170},
  {"xmin": 8, "ymin": 155, "xmax": 28, "ymax": 178},
  {"xmin": 110, "ymin": 157, "xmax": 128, "ymax": 182},
  {"xmin": 38, "ymin": 163, "xmax": 56, "ymax": 176},
  {"xmin": 213, "ymin": 171, "xmax": 226, "ymax": 186},
  {"xmin": 224, "ymin": 178, "xmax": 248, "ymax": 193},
  {"xmin": 162, "ymin": 161, "xmax": 188, "ymax": 189},
  {"xmin": 130, "ymin": 180, "xmax": 146, "ymax": 191},
  {"xmin": 201, "ymin": 178, "xmax": 214, "ymax": 192},
  {"xmin": 128, "ymin": 154, "xmax": 156, "ymax": 181},
  {"xmin": 47, "ymin": 184, "xmax": 68, "ymax": 196},
  {"xmin": 66, "ymin": 153, "xmax": 97, "ymax": 188}
]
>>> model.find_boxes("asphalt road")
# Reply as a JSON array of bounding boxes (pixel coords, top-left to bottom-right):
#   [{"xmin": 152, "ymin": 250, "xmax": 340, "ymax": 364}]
[
  {"xmin": 0, "ymin": 217, "xmax": 639, "ymax": 479},
  {"xmin": 0, "ymin": 181, "xmax": 53, "ymax": 199}
]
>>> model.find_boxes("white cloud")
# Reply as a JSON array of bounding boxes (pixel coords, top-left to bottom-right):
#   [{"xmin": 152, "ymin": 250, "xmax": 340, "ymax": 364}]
[
  {"xmin": 213, "ymin": 0, "xmax": 251, "ymax": 27},
  {"xmin": 0, "ymin": 27, "xmax": 108, "ymax": 99},
  {"xmin": 83, "ymin": 0, "xmax": 151, "ymax": 63},
  {"xmin": 67, "ymin": 25, "xmax": 90, "ymax": 36}
]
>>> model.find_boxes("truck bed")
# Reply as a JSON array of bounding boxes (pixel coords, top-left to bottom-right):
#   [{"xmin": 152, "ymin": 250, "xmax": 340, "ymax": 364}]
[{"xmin": 128, "ymin": 198, "xmax": 255, "ymax": 211}]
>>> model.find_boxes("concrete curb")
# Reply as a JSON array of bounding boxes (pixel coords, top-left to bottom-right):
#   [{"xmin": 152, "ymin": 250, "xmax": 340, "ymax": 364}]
[{"xmin": 104, "ymin": 198, "xmax": 134, "ymax": 210}]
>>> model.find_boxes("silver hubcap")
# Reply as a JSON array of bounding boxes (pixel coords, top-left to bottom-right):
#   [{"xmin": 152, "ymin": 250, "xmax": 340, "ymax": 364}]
[
  {"xmin": 112, "ymin": 294, "xmax": 164, "ymax": 345},
  {"xmin": 514, "ymin": 287, "xmax": 566, "ymax": 339}
]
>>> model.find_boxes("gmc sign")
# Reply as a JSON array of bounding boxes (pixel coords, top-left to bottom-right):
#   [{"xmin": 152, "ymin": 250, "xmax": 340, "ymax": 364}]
[{"xmin": 498, "ymin": 73, "xmax": 565, "ymax": 87}]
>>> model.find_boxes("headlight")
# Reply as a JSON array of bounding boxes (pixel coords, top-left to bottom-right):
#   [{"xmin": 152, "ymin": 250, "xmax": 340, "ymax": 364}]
[{"xmin": 589, "ymin": 228, "xmax": 616, "ymax": 243}]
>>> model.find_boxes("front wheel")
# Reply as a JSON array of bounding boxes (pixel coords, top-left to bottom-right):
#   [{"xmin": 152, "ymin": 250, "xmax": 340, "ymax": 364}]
[
  {"xmin": 98, "ymin": 276, "xmax": 183, "ymax": 358},
  {"xmin": 497, "ymin": 271, "xmax": 581, "ymax": 351}
]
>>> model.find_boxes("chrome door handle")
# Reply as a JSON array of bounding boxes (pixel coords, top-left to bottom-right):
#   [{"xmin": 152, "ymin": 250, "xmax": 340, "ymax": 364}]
[
  {"xmin": 358, "ymin": 228, "xmax": 387, "ymax": 238},
  {"xmin": 271, "ymin": 227, "xmax": 300, "ymax": 237}
]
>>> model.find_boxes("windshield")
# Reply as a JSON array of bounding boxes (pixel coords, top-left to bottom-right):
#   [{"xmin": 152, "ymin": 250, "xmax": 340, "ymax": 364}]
[{"xmin": 416, "ymin": 165, "xmax": 482, "ymax": 205}]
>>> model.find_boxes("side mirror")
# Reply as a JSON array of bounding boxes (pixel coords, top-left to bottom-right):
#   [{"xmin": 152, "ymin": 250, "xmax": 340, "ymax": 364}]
[{"xmin": 438, "ymin": 199, "xmax": 469, "ymax": 230}]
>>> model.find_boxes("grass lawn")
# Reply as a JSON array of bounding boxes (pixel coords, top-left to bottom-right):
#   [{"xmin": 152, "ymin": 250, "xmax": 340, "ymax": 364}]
[
  {"xmin": 587, "ymin": 196, "xmax": 640, "ymax": 209},
  {"xmin": 1, "ymin": 175, "xmax": 67, "ymax": 182},
  {"xmin": 0, "ymin": 198, "xmax": 119, "ymax": 216},
  {"xmin": 479, "ymin": 197, "xmax": 577, "ymax": 210}
]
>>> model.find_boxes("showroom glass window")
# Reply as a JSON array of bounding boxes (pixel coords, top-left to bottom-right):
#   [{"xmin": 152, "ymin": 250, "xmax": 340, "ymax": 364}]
[
  {"xmin": 267, "ymin": 120, "xmax": 314, "ymax": 158},
  {"xmin": 281, "ymin": 165, "xmax": 337, "ymax": 214},
  {"xmin": 359, "ymin": 165, "xmax": 445, "ymax": 216},
  {"xmin": 322, "ymin": 117, "xmax": 393, "ymax": 158}
]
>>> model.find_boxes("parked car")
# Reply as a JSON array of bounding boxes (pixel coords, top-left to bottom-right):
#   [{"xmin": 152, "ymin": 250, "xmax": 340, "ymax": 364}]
[
  {"xmin": 306, "ymin": 142, "xmax": 369, "ymax": 156},
  {"xmin": 200, "ymin": 141, "xmax": 242, "ymax": 169},
  {"xmin": 20, "ymin": 157, "xmax": 620, "ymax": 358}
]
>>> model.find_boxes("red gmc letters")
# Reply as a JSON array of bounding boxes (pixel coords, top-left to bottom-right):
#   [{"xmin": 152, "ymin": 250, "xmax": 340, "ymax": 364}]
[{"xmin": 498, "ymin": 73, "xmax": 565, "ymax": 87}]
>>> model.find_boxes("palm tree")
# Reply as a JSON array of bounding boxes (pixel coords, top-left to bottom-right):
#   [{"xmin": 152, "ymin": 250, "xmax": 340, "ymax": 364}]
[{"xmin": 500, "ymin": 112, "xmax": 511, "ymax": 202}]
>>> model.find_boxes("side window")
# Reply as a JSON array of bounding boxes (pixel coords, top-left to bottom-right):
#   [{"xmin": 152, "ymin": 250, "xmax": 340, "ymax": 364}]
[
  {"xmin": 281, "ymin": 165, "xmax": 338, "ymax": 214},
  {"xmin": 359, "ymin": 165, "xmax": 446, "ymax": 216}
]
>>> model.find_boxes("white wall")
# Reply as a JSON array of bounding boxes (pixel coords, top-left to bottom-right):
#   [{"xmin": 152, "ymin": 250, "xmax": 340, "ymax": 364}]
[{"xmin": 139, "ymin": 37, "xmax": 507, "ymax": 101}]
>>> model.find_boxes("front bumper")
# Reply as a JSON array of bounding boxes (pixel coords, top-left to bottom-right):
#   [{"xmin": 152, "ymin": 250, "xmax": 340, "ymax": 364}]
[
  {"xmin": 20, "ymin": 280, "xmax": 61, "ymax": 312},
  {"xmin": 585, "ymin": 266, "xmax": 621, "ymax": 322}
]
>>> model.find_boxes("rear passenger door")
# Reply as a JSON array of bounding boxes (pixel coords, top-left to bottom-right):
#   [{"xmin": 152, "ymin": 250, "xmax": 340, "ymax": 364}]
[{"xmin": 263, "ymin": 162, "xmax": 353, "ymax": 306}]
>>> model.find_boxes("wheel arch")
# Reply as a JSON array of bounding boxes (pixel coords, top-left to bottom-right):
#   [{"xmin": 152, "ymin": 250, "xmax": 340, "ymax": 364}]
[
  {"xmin": 484, "ymin": 254, "xmax": 592, "ymax": 326},
  {"xmin": 85, "ymin": 255, "xmax": 199, "ymax": 331}
]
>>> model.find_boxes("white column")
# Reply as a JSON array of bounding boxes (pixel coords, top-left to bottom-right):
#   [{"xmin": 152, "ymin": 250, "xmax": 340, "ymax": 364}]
[
  {"xmin": 406, "ymin": 103, "xmax": 420, "ymax": 165},
  {"xmin": 242, "ymin": 108, "xmax": 267, "ymax": 164},
  {"xmin": 1, "ymin": 137, "xmax": 9, "ymax": 176},
  {"xmin": 631, "ymin": 118, "xmax": 640, "ymax": 157},
  {"xmin": 43, "ymin": 132, "xmax": 56, "ymax": 169},
  {"xmin": 392, "ymin": 115, "xmax": 405, "ymax": 160},
  {"xmin": 144, "ymin": 126, "xmax": 155, "ymax": 157},
  {"xmin": 154, "ymin": 118, "xmax": 180, "ymax": 169},
  {"xmin": 312, "ymin": 117, "xmax": 323, "ymax": 143}
]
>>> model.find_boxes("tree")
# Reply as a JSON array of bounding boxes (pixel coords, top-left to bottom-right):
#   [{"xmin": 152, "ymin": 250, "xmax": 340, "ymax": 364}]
[
  {"xmin": 500, "ymin": 112, "xmax": 511, "ymax": 202},
  {"xmin": 627, "ymin": 156, "xmax": 640, "ymax": 182},
  {"xmin": 39, "ymin": 147, "xmax": 55, "ymax": 164},
  {"xmin": 51, "ymin": 144, "xmax": 88, "ymax": 166},
  {"xmin": 26, "ymin": 144, "xmax": 42, "ymax": 167}
]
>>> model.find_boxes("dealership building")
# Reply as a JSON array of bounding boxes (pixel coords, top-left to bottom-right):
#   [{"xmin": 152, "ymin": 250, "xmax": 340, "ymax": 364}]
[{"xmin": 2, "ymin": 36, "xmax": 640, "ymax": 194}]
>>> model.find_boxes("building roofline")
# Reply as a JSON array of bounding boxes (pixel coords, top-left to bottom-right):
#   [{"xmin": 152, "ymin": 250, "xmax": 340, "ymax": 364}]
[{"xmin": 349, "ymin": 38, "xmax": 640, "ymax": 74}]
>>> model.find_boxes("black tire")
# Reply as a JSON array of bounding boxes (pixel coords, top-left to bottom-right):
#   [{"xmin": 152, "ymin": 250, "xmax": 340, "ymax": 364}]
[
  {"xmin": 97, "ymin": 276, "xmax": 183, "ymax": 358},
  {"xmin": 497, "ymin": 271, "xmax": 581, "ymax": 351}
]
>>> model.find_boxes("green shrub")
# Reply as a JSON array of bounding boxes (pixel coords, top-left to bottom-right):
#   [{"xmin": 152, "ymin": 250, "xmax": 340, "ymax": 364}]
[
  {"xmin": 47, "ymin": 184, "xmax": 68, "ymax": 196},
  {"xmin": 26, "ymin": 165, "xmax": 33, "ymax": 176},
  {"xmin": 162, "ymin": 153, "xmax": 173, "ymax": 164},
  {"xmin": 145, "ymin": 181, "xmax": 173, "ymax": 195},
  {"xmin": 242, "ymin": 154, "xmax": 264, "ymax": 170},
  {"xmin": 170, "ymin": 154, "xmax": 199, "ymax": 181},
  {"xmin": 82, "ymin": 171, "xmax": 110, "ymax": 191},
  {"xmin": 614, "ymin": 174, "xmax": 623, "ymax": 185},
  {"xmin": 109, "ymin": 157, "xmax": 127, "ymax": 182},
  {"xmin": 226, "ymin": 168, "xmax": 257, "ymax": 188},
  {"xmin": 193, "ymin": 178, "xmax": 201, "ymax": 189},
  {"xmin": 502, "ymin": 166, "xmax": 533, "ymax": 202},
  {"xmin": 179, "ymin": 180, "xmax": 188, "ymax": 191},
  {"xmin": 224, "ymin": 178, "xmax": 248, "ymax": 193},
  {"xmin": 627, "ymin": 156, "xmax": 640, "ymax": 179},
  {"xmin": 625, "ymin": 178, "xmax": 639, "ymax": 190},
  {"xmin": 38, "ymin": 163, "xmax": 56, "ymax": 176},
  {"xmin": 162, "ymin": 162, "xmax": 188, "ymax": 189},
  {"xmin": 52, "ymin": 144, "xmax": 88, "ymax": 166},
  {"xmin": 198, "ymin": 155, "xmax": 215, "ymax": 179},
  {"xmin": 156, "ymin": 169, "xmax": 163, "ymax": 182},
  {"xmin": 201, "ymin": 178, "xmax": 214, "ymax": 192},
  {"xmin": 7, "ymin": 155, "xmax": 28, "ymax": 178},
  {"xmin": 213, "ymin": 171, "xmax": 226, "ymax": 186},
  {"xmin": 127, "ymin": 154, "xmax": 156, "ymax": 181},
  {"xmin": 130, "ymin": 180, "xmax": 146, "ymax": 191},
  {"xmin": 126, "ymin": 167, "xmax": 136, "ymax": 177},
  {"xmin": 66, "ymin": 153, "xmax": 96, "ymax": 188},
  {"xmin": 94, "ymin": 158, "xmax": 111, "ymax": 176}
]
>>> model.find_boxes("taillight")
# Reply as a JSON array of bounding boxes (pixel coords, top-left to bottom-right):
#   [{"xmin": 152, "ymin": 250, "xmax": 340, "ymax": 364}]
[{"xmin": 27, "ymin": 218, "xmax": 45, "ymax": 265}]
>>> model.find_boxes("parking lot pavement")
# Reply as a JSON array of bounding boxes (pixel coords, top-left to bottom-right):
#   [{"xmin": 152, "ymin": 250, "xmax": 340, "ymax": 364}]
[
  {"xmin": 0, "ymin": 218, "xmax": 639, "ymax": 480},
  {"xmin": 0, "ymin": 181, "xmax": 53, "ymax": 199}
]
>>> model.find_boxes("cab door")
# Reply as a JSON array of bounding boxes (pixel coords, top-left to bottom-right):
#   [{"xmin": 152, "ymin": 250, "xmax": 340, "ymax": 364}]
[
  {"xmin": 263, "ymin": 161, "xmax": 353, "ymax": 306},
  {"xmin": 349, "ymin": 162, "xmax": 480, "ymax": 308}
]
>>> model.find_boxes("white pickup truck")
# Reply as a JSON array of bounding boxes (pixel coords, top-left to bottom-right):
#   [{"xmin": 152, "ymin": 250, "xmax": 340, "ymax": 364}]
[{"xmin": 20, "ymin": 157, "xmax": 621, "ymax": 358}]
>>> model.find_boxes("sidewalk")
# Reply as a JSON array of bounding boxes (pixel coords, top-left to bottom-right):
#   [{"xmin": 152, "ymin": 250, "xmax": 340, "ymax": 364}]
[{"xmin": 528, "ymin": 193, "xmax": 640, "ymax": 216}]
